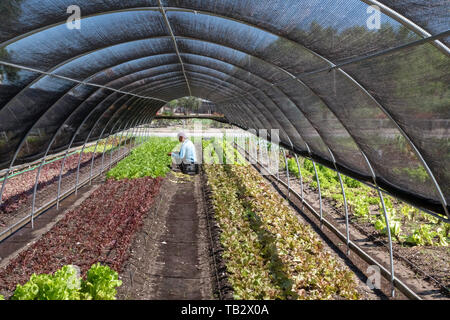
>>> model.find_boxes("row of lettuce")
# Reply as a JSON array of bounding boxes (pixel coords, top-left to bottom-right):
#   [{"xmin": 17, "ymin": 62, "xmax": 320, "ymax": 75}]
[
  {"xmin": 283, "ymin": 154, "xmax": 449, "ymax": 247},
  {"xmin": 0, "ymin": 137, "xmax": 178, "ymax": 300},
  {"xmin": 211, "ymin": 136, "xmax": 448, "ymax": 247},
  {"xmin": 203, "ymin": 139, "xmax": 360, "ymax": 299},
  {"xmin": 1, "ymin": 264, "xmax": 121, "ymax": 300},
  {"xmin": 0, "ymin": 136, "xmax": 132, "ymax": 219}
]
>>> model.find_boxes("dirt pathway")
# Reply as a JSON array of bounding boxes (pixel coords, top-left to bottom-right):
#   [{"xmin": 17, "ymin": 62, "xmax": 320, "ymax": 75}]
[{"xmin": 118, "ymin": 172, "xmax": 215, "ymax": 300}]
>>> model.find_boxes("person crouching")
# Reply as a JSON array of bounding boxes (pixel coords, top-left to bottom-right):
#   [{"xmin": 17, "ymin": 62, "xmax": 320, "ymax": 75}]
[{"xmin": 167, "ymin": 132, "xmax": 199, "ymax": 174}]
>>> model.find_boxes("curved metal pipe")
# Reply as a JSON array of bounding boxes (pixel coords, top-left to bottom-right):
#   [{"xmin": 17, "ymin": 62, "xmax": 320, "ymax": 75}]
[
  {"xmin": 306, "ymin": 143, "xmax": 323, "ymax": 227},
  {"xmin": 361, "ymin": 151, "xmax": 396, "ymax": 298},
  {"xmin": 56, "ymin": 96, "xmax": 142, "ymax": 207},
  {"xmin": 328, "ymin": 147, "xmax": 350, "ymax": 255}
]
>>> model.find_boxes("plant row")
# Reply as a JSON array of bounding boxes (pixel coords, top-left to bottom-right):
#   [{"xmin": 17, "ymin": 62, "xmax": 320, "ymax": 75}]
[
  {"xmin": 0, "ymin": 152, "xmax": 104, "ymax": 220},
  {"xmin": 202, "ymin": 138, "xmax": 247, "ymax": 165},
  {"xmin": 106, "ymin": 137, "xmax": 178, "ymax": 180},
  {"xmin": 2, "ymin": 263, "xmax": 121, "ymax": 300},
  {"xmin": 0, "ymin": 176, "xmax": 162, "ymax": 298},
  {"xmin": 286, "ymin": 157, "xmax": 449, "ymax": 247},
  {"xmin": 204, "ymin": 162, "xmax": 360, "ymax": 300}
]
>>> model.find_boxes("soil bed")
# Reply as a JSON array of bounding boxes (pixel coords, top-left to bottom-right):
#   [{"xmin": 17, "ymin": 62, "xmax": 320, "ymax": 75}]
[
  {"xmin": 0, "ymin": 174, "xmax": 161, "ymax": 298},
  {"xmin": 118, "ymin": 171, "xmax": 219, "ymax": 300},
  {"xmin": 277, "ymin": 171, "xmax": 449, "ymax": 299}
]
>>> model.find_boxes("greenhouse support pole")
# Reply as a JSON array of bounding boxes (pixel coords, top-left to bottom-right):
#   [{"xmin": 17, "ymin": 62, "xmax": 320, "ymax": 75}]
[
  {"xmin": 55, "ymin": 103, "xmax": 121, "ymax": 209},
  {"xmin": 294, "ymin": 154, "xmax": 304, "ymax": 206},
  {"xmin": 257, "ymin": 136, "xmax": 263, "ymax": 169},
  {"xmin": 56, "ymin": 140, "xmax": 85, "ymax": 209},
  {"xmin": 123, "ymin": 119, "xmax": 138, "ymax": 156},
  {"xmin": 76, "ymin": 109, "xmax": 134, "ymax": 195},
  {"xmin": 129, "ymin": 114, "xmax": 147, "ymax": 149},
  {"xmin": 139, "ymin": 124, "xmax": 144, "ymax": 145},
  {"xmin": 145, "ymin": 120, "xmax": 151, "ymax": 143},
  {"xmin": 30, "ymin": 152, "xmax": 53, "ymax": 229},
  {"xmin": 145, "ymin": 121, "xmax": 151, "ymax": 143},
  {"xmin": 109, "ymin": 123, "xmax": 129, "ymax": 170},
  {"xmin": 88, "ymin": 112, "xmax": 139, "ymax": 185},
  {"xmin": 281, "ymin": 130, "xmax": 296, "ymax": 199},
  {"xmin": 127, "ymin": 118, "xmax": 141, "ymax": 150},
  {"xmin": 110, "ymin": 121, "xmax": 131, "ymax": 169},
  {"xmin": 257, "ymin": 135, "xmax": 261, "ymax": 164},
  {"xmin": 134, "ymin": 117, "xmax": 146, "ymax": 147},
  {"xmin": 87, "ymin": 135, "xmax": 103, "ymax": 185},
  {"xmin": 306, "ymin": 144, "xmax": 323, "ymax": 227},
  {"xmin": 282, "ymin": 148, "xmax": 290, "ymax": 198},
  {"xmin": 143, "ymin": 121, "xmax": 149, "ymax": 144},
  {"xmin": 126, "ymin": 117, "xmax": 143, "ymax": 150},
  {"xmin": 141, "ymin": 122, "xmax": 148, "ymax": 145},
  {"xmin": 134, "ymin": 122, "xmax": 141, "ymax": 146},
  {"xmin": 118, "ymin": 123, "xmax": 130, "ymax": 158},
  {"xmin": 30, "ymin": 131, "xmax": 72, "ymax": 227},
  {"xmin": 132, "ymin": 117, "xmax": 148, "ymax": 145},
  {"xmin": 56, "ymin": 144, "xmax": 80, "ymax": 209},
  {"xmin": 131, "ymin": 114, "xmax": 150, "ymax": 148},
  {"xmin": 361, "ymin": 152, "xmax": 395, "ymax": 298},
  {"xmin": 129, "ymin": 121, "xmax": 138, "ymax": 149},
  {"xmin": 86, "ymin": 117, "xmax": 133, "ymax": 185},
  {"xmin": 146, "ymin": 119, "xmax": 152, "ymax": 142},
  {"xmin": 106, "ymin": 130, "xmax": 121, "ymax": 171},
  {"xmin": 266, "ymin": 138, "xmax": 272, "ymax": 176},
  {"xmin": 74, "ymin": 140, "xmax": 91, "ymax": 196},
  {"xmin": 118, "ymin": 118, "xmax": 138, "ymax": 158},
  {"xmin": 328, "ymin": 148, "xmax": 350, "ymax": 255},
  {"xmin": 56, "ymin": 96, "xmax": 150, "ymax": 207},
  {"xmin": 312, "ymin": 160, "xmax": 323, "ymax": 227},
  {"xmin": 100, "ymin": 118, "xmax": 127, "ymax": 174},
  {"xmin": 276, "ymin": 146, "xmax": 280, "ymax": 185},
  {"xmin": 139, "ymin": 121, "xmax": 146, "ymax": 146},
  {"xmin": 90, "ymin": 112, "xmax": 144, "ymax": 184},
  {"xmin": 113, "ymin": 119, "xmax": 134, "ymax": 164},
  {"xmin": 377, "ymin": 189, "xmax": 396, "ymax": 298},
  {"xmin": 141, "ymin": 117, "xmax": 151, "ymax": 145},
  {"xmin": 0, "ymin": 168, "xmax": 11, "ymax": 210},
  {"xmin": 135, "ymin": 124, "xmax": 140, "ymax": 146},
  {"xmin": 133, "ymin": 111, "xmax": 152, "ymax": 148}
]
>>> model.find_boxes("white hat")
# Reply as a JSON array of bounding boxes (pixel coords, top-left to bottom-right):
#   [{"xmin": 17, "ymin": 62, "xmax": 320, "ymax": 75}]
[{"xmin": 177, "ymin": 132, "xmax": 187, "ymax": 139}]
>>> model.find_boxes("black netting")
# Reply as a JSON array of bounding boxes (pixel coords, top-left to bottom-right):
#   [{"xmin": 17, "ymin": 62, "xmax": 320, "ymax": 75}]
[
  {"xmin": 164, "ymin": 0, "xmax": 423, "ymax": 60},
  {"xmin": 343, "ymin": 42, "xmax": 450, "ymax": 202},
  {"xmin": 0, "ymin": 0, "xmax": 448, "ymax": 215},
  {"xmin": 378, "ymin": 1, "xmax": 450, "ymax": 41}
]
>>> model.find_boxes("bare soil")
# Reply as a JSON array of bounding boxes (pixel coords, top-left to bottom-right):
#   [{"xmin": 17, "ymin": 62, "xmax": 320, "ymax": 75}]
[{"xmin": 117, "ymin": 171, "xmax": 217, "ymax": 300}]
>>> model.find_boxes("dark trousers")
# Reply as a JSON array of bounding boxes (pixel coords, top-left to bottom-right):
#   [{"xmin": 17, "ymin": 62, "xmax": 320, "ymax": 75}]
[{"xmin": 179, "ymin": 162, "xmax": 199, "ymax": 175}]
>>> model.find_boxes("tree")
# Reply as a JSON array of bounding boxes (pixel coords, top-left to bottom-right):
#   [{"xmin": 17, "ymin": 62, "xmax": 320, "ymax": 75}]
[{"xmin": 177, "ymin": 96, "xmax": 202, "ymax": 115}]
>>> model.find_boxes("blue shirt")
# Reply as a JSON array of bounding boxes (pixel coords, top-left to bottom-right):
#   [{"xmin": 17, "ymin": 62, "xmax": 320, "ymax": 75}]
[{"xmin": 173, "ymin": 139, "xmax": 197, "ymax": 164}]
